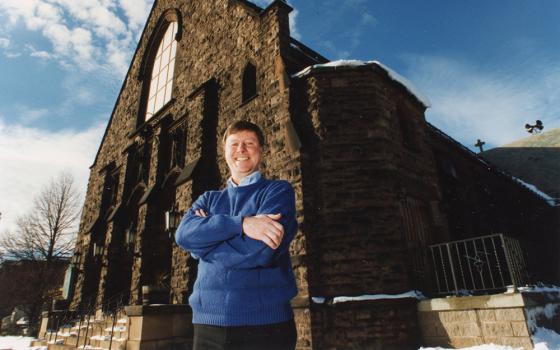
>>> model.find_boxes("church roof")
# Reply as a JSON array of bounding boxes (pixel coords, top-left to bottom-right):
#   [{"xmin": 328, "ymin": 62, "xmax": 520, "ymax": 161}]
[{"xmin": 292, "ymin": 60, "xmax": 431, "ymax": 109}]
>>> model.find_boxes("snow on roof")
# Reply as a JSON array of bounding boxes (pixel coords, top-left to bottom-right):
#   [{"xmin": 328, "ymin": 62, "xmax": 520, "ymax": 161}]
[
  {"xmin": 510, "ymin": 176, "xmax": 558, "ymax": 207},
  {"xmin": 292, "ymin": 60, "xmax": 431, "ymax": 108},
  {"xmin": 311, "ymin": 290, "xmax": 426, "ymax": 304},
  {"xmin": 429, "ymin": 123, "xmax": 558, "ymax": 207}
]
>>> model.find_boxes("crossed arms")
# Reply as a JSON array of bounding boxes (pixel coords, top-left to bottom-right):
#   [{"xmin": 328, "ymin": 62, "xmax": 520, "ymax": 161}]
[{"xmin": 174, "ymin": 182, "xmax": 296, "ymax": 269}]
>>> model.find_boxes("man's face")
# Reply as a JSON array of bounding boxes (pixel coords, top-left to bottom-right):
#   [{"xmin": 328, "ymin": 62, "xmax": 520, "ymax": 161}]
[{"xmin": 224, "ymin": 130, "xmax": 262, "ymax": 183}]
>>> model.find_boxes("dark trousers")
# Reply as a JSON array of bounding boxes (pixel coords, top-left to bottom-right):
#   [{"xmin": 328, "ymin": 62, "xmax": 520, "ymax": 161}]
[{"xmin": 193, "ymin": 319, "xmax": 297, "ymax": 350}]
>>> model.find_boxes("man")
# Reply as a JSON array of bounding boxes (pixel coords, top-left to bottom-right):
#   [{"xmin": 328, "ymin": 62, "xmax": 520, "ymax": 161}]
[{"xmin": 175, "ymin": 120, "xmax": 298, "ymax": 350}]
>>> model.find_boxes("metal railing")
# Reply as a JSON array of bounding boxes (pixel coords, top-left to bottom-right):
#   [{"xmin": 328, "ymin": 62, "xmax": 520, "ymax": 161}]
[
  {"xmin": 44, "ymin": 290, "xmax": 129, "ymax": 349},
  {"xmin": 429, "ymin": 234, "xmax": 529, "ymax": 295}
]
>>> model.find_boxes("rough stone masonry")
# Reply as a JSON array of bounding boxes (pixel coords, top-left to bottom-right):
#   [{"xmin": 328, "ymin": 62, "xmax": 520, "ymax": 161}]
[{"xmin": 66, "ymin": 1, "xmax": 559, "ymax": 349}]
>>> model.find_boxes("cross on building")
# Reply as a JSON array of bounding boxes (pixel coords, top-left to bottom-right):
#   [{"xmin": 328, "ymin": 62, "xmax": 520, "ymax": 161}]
[{"xmin": 475, "ymin": 139, "xmax": 486, "ymax": 153}]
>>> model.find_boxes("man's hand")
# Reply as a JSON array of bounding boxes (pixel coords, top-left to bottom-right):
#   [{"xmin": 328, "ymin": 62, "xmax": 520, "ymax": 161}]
[
  {"xmin": 194, "ymin": 209, "xmax": 208, "ymax": 217},
  {"xmin": 242, "ymin": 214, "xmax": 284, "ymax": 250}
]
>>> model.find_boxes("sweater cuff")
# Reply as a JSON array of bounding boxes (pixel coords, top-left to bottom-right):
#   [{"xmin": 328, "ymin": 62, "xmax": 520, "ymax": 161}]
[{"xmin": 232, "ymin": 215, "xmax": 244, "ymax": 237}]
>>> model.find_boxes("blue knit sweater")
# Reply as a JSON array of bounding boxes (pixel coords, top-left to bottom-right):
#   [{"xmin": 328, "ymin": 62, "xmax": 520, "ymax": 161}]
[{"xmin": 175, "ymin": 176, "xmax": 298, "ymax": 326}]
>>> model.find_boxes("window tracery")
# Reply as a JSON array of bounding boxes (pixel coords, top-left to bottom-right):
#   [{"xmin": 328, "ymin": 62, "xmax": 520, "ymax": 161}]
[{"xmin": 146, "ymin": 22, "xmax": 178, "ymax": 120}]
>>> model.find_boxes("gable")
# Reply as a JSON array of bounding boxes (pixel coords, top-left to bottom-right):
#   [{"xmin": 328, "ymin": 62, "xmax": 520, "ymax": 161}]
[{"xmin": 91, "ymin": 0, "xmax": 295, "ymax": 171}]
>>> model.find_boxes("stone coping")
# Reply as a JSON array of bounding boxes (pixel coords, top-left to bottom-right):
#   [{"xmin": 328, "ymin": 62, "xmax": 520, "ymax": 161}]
[
  {"xmin": 419, "ymin": 292, "xmax": 560, "ymax": 312},
  {"xmin": 125, "ymin": 304, "xmax": 192, "ymax": 317}
]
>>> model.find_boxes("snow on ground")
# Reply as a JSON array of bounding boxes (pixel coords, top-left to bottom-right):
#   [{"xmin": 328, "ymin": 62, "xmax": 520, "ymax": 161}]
[
  {"xmin": 534, "ymin": 327, "xmax": 560, "ymax": 350},
  {"xmin": 1, "ymin": 328, "xmax": 559, "ymax": 349},
  {"xmin": 311, "ymin": 290, "xmax": 426, "ymax": 304},
  {"xmin": 418, "ymin": 325, "xmax": 560, "ymax": 350},
  {"xmin": 0, "ymin": 336, "xmax": 44, "ymax": 350},
  {"xmin": 420, "ymin": 345, "xmax": 523, "ymax": 350}
]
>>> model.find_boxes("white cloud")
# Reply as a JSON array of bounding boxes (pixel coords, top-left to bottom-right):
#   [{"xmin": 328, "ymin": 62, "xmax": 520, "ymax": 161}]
[
  {"xmin": 403, "ymin": 55, "xmax": 560, "ymax": 148},
  {"xmin": 0, "ymin": 118, "xmax": 105, "ymax": 236},
  {"xmin": 361, "ymin": 12, "xmax": 377, "ymax": 26},
  {"xmin": 320, "ymin": 40, "xmax": 350, "ymax": 59},
  {"xmin": 0, "ymin": 0, "xmax": 152, "ymax": 77},
  {"xmin": 0, "ymin": 37, "xmax": 9, "ymax": 48},
  {"xmin": 5, "ymin": 52, "xmax": 21, "ymax": 58},
  {"xmin": 0, "ymin": 35, "xmax": 22, "ymax": 57},
  {"xmin": 29, "ymin": 49, "xmax": 52, "ymax": 59},
  {"xmin": 289, "ymin": 8, "xmax": 301, "ymax": 40},
  {"xmin": 15, "ymin": 106, "xmax": 49, "ymax": 124},
  {"xmin": 250, "ymin": 0, "xmax": 273, "ymax": 7},
  {"xmin": 118, "ymin": 0, "xmax": 152, "ymax": 32}
]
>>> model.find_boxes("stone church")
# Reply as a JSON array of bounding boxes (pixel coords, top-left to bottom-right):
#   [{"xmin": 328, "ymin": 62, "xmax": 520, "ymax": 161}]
[{"xmin": 60, "ymin": 0, "xmax": 559, "ymax": 349}]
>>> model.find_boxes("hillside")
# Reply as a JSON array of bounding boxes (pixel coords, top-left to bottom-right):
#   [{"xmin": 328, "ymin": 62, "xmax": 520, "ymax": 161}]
[{"xmin": 482, "ymin": 128, "xmax": 560, "ymax": 199}]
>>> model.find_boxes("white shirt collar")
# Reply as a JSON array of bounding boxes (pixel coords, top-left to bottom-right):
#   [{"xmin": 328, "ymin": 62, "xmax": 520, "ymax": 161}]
[{"xmin": 227, "ymin": 171, "xmax": 262, "ymax": 188}]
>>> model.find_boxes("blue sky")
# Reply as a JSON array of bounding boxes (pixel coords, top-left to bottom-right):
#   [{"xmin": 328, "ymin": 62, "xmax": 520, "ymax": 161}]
[{"xmin": 1, "ymin": 0, "xmax": 559, "ymax": 234}]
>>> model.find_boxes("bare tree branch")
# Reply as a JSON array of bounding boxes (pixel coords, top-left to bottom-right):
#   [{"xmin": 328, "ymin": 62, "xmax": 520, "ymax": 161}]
[{"xmin": 0, "ymin": 172, "xmax": 81, "ymax": 263}]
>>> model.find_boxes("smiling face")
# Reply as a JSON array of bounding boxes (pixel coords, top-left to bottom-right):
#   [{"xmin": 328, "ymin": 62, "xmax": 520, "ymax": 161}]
[{"xmin": 224, "ymin": 129, "xmax": 263, "ymax": 184}]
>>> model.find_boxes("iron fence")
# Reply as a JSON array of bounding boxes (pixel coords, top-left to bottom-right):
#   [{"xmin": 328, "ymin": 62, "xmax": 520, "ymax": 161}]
[
  {"xmin": 43, "ymin": 289, "xmax": 129, "ymax": 349},
  {"xmin": 429, "ymin": 233, "xmax": 529, "ymax": 295}
]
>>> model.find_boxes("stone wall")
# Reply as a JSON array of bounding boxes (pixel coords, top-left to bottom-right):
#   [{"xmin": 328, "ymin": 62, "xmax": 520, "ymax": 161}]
[
  {"xmin": 418, "ymin": 291, "xmax": 560, "ymax": 349},
  {"xmin": 66, "ymin": 0, "xmax": 559, "ymax": 349},
  {"xmin": 293, "ymin": 65, "xmax": 444, "ymax": 298},
  {"xmin": 290, "ymin": 63, "xmax": 447, "ymax": 349},
  {"xmin": 310, "ymin": 298, "xmax": 420, "ymax": 350}
]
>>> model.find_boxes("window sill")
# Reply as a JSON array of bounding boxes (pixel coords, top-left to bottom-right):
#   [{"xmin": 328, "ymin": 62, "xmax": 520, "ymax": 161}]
[
  {"xmin": 240, "ymin": 94, "xmax": 258, "ymax": 107},
  {"xmin": 129, "ymin": 98, "xmax": 176, "ymax": 138}
]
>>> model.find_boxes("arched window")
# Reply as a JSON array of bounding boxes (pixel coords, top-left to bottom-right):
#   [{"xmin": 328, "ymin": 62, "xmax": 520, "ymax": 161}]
[
  {"xmin": 242, "ymin": 63, "xmax": 257, "ymax": 103},
  {"xmin": 145, "ymin": 22, "xmax": 178, "ymax": 121}
]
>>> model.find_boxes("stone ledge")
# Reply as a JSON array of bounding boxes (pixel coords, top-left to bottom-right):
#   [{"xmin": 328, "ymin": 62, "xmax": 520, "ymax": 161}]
[
  {"xmin": 419, "ymin": 291, "xmax": 560, "ymax": 312},
  {"xmin": 125, "ymin": 304, "xmax": 191, "ymax": 317},
  {"xmin": 418, "ymin": 293, "xmax": 524, "ymax": 311}
]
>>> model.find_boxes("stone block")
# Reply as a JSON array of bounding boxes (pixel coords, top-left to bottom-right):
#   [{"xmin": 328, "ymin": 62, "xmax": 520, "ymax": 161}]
[
  {"xmin": 331, "ymin": 78, "xmax": 349, "ymax": 88},
  {"xmin": 126, "ymin": 340, "xmax": 140, "ymax": 350},
  {"xmin": 449, "ymin": 337, "xmax": 484, "ymax": 348},
  {"xmin": 155, "ymin": 339, "xmax": 175, "ymax": 349},
  {"xmin": 138, "ymin": 340, "xmax": 158, "ymax": 350},
  {"xmin": 141, "ymin": 314, "xmax": 174, "ymax": 340},
  {"xmin": 495, "ymin": 308, "xmax": 526, "ymax": 321},
  {"xmin": 511, "ymin": 321, "xmax": 530, "ymax": 337},
  {"xmin": 481, "ymin": 322, "xmax": 513, "ymax": 337},
  {"xmin": 128, "ymin": 317, "xmax": 143, "ymax": 341},
  {"xmin": 418, "ymin": 322, "xmax": 439, "ymax": 337},
  {"xmin": 439, "ymin": 310, "xmax": 477, "ymax": 323},
  {"xmin": 172, "ymin": 313, "xmax": 191, "ymax": 337},
  {"xmin": 355, "ymin": 310, "xmax": 371, "ymax": 320},
  {"xmin": 477, "ymin": 309, "xmax": 496, "ymax": 321},
  {"xmin": 442, "ymin": 322, "xmax": 481, "ymax": 337},
  {"xmin": 500, "ymin": 336, "xmax": 533, "ymax": 349},
  {"xmin": 421, "ymin": 336, "xmax": 451, "ymax": 348},
  {"xmin": 417, "ymin": 311, "xmax": 439, "ymax": 324}
]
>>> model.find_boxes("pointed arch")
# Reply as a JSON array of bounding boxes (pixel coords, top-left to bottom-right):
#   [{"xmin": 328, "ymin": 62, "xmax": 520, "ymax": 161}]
[{"xmin": 138, "ymin": 9, "xmax": 183, "ymax": 124}]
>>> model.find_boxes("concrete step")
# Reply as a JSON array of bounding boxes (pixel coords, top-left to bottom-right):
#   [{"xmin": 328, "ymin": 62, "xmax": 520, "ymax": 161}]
[
  {"xmin": 103, "ymin": 325, "xmax": 127, "ymax": 338},
  {"xmin": 39, "ymin": 312, "xmax": 129, "ymax": 349},
  {"xmin": 30, "ymin": 340, "xmax": 48, "ymax": 346},
  {"xmin": 89, "ymin": 335, "xmax": 125, "ymax": 348},
  {"xmin": 62, "ymin": 334, "xmax": 87, "ymax": 347},
  {"xmin": 99, "ymin": 337, "xmax": 127, "ymax": 350},
  {"xmin": 48, "ymin": 344, "xmax": 80, "ymax": 350}
]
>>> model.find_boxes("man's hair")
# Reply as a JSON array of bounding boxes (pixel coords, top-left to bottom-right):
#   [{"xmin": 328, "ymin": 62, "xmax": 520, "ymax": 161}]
[{"xmin": 222, "ymin": 120, "xmax": 265, "ymax": 147}]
